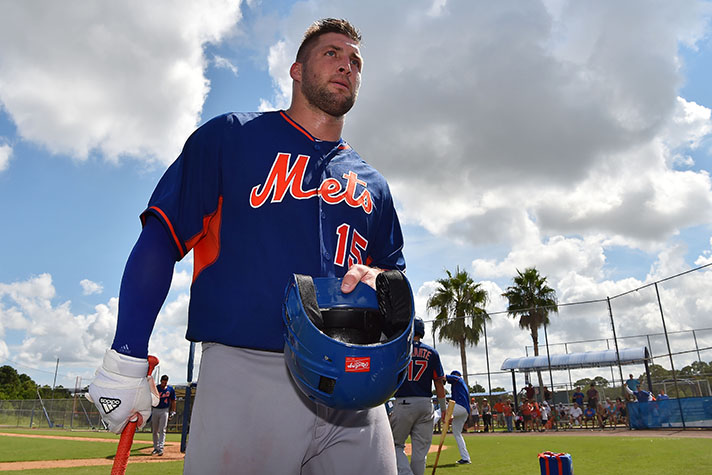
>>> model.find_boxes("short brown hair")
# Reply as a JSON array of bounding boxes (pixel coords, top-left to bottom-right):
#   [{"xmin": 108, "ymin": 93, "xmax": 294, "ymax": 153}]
[{"xmin": 296, "ymin": 18, "xmax": 361, "ymax": 62}]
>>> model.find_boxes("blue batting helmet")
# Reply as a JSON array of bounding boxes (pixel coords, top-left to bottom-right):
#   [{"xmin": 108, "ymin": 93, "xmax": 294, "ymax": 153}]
[
  {"xmin": 283, "ymin": 271, "xmax": 414, "ymax": 410},
  {"xmin": 413, "ymin": 317, "xmax": 425, "ymax": 338}
]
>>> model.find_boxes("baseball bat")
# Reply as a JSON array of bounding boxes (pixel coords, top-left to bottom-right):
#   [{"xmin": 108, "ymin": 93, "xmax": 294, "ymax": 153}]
[
  {"xmin": 111, "ymin": 355, "xmax": 159, "ymax": 475},
  {"xmin": 431, "ymin": 400, "xmax": 456, "ymax": 475}
]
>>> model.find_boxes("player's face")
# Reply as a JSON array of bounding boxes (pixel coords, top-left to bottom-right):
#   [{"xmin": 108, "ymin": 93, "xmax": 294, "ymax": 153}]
[{"xmin": 300, "ymin": 32, "xmax": 362, "ymax": 117}]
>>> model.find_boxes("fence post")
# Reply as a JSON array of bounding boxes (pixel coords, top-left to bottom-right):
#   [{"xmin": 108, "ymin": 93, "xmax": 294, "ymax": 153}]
[{"xmin": 654, "ymin": 282, "xmax": 686, "ymax": 429}]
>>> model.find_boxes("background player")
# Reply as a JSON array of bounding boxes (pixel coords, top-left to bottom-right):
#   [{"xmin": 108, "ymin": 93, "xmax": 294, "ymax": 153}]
[
  {"xmin": 87, "ymin": 18, "xmax": 406, "ymax": 474},
  {"xmin": 151, "ymin": 374, "xmax": 176, "ymax": 456},
  {"xmin": 389, "ymin": 317, "xmax": 446, "ymax": 475},
  {"xmin": 445, "ymin": 370, "xmax": 472, "ymax": 465}
]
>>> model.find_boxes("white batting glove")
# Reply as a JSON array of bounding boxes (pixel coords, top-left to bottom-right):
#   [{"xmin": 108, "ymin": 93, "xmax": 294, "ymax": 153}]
[{"xmin": 86, "ymin": 349, "xmax": 159, "ymax": 434}]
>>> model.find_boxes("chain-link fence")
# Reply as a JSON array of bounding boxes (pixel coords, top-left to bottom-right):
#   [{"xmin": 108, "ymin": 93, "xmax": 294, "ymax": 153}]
[{"xmin": 0, "ymin": 392, "xmax": 191, "ymax": 432}]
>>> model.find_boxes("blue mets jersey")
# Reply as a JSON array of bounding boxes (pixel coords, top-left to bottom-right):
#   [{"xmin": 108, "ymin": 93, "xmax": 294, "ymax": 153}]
[
  {"xmin": 142, "ymin": 111, "xmax": 405, "ymax": 351},
  {"xmin": 156, "ymin": 385, "xmax": 176, "ymax": 409},
  {"xmin": 394, "ymin": 340, "xmax": 444, "ymax": 398},
  {"xmin": 446, "ymin": 373, "xmax": 471, "ymax": 415}
]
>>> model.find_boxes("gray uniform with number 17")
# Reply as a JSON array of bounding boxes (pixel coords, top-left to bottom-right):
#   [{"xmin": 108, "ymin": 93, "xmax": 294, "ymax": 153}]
[{"xmin": 389, "ymin": 340, "xmax": 444, "ymax": 475}]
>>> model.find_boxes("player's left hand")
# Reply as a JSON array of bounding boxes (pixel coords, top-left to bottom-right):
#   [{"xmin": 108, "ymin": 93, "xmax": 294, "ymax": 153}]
[
  {"xmin": 169, "ymin": 411, "xmax": 176, "ymax": 420},
  {"xmin": 341, "ymin": 264, "xmax": 383, "ymax": 293}
]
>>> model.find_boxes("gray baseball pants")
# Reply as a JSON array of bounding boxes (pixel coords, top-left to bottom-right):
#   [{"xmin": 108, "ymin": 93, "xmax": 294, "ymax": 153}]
[
  {"xmin": 450, "ymin": 403, "xmax": 471, "ymax": 462},
  {"xmin": 183, "ymin": 343, "xmax": 397, "ymax": 475},
  {"xmin": 389, "ymin": 397, "xmax": 434, "ymax": 475},
  {"xmin": 151, "ymin": 407, "xmax": 169, "ymax": 452}
]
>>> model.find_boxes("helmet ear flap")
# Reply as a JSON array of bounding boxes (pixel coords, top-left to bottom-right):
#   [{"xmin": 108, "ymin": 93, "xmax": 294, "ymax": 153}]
[{"xmin": 376, "ymin": 270, "xmax": 413, "ymax": 339}]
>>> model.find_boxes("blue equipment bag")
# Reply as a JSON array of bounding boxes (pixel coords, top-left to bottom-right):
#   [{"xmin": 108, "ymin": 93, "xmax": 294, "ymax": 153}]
[{"xmin": 539, "ymin": 451, "xmax": 573, "ymax": 475}]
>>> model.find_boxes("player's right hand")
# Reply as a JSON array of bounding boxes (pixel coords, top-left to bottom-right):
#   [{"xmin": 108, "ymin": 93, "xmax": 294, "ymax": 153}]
[{"xmin": 86, "ymin": 349, "xmax": 159, "ymax": 434}]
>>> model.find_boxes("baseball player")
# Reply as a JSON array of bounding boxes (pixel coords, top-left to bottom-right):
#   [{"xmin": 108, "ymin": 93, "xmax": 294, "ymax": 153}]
[
  {"xmin": 151, "ymin": 374, "xmax": 176, "ymax": 456},
  {"xmin": 445, "ymin": 370, "xmax": 472, "ymax": 465},
  {"xmin": 87, "ymin": 18, "xmax": 406, "ymax": 474},
  {"xmin": 389, "ymin": 317, "xmax": 446, "ymax": 475}
]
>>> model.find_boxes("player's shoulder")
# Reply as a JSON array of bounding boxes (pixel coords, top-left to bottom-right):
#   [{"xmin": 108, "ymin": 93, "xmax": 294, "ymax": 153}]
[
  {"xmin": 334, "ymin": 144, "xmax": 388, "ymax": 178},
  {"xmin": 202, "ymin": 111, "xmax": 276, "ymax": 130},
  {"xmin": 415, "ymin": 339, "xmax": 437, "ymax": 354}
]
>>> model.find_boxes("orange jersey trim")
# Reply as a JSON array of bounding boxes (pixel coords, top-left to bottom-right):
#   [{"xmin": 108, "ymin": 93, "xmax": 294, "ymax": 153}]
[
  {"xmin": 185, "ymin": 196, "xmax": 224, "ymax": 282},
  {"xmin": 280, "ymin": 111, "xmax": 315, "ymax": 141}
]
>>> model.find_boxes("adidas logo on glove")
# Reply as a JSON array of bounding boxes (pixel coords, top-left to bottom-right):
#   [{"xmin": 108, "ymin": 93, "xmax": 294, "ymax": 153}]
[{"xmin": 99, "ymin": 397, "xmax": 122, "ymax": 414}]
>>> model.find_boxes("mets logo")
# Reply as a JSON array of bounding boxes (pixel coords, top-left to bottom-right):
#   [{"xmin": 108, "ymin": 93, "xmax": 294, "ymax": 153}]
[
  {"xmin": 345, "ymin": 357, "xmax": 371, "ymax": 372},
  {"xmin": 249, "ymin": 153, "xmax": 373, "ymax": 213}
]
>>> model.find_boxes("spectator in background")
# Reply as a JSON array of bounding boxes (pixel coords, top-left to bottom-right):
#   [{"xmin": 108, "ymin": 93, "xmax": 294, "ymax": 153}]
[
  {"xmin": 524, "ymin": 383, "xmax": 536, "ymax": 401},
  {"xmin": 514, "ymin": 405, "xmax": 523, "ymax": 431},
  {"xmin": 504, "ymin": 399, "xmax": 514, "ymax": 432},
  {"xmin": 569, "ymin": 403, "xmax": 583, "ymax": 428},
  {"xmin": 494, "ymin": 397, "xmax": 505, "ymax": 429},
  {"xmin": 583, "ymin": 405, "xmax": 596, "ymax": 429},
  {"xmin": 532, "ymin": 400, "xmax": 541, "ymax": 432},
  {"xmin": 657, "ymin": 389, "xmax": 670, "ymax": 400},
  {"xmin": 572, "ymin": 386, "xmax": 584, "ymax": 408},
  {"xmin": 543, "ymin": 386, "xmax": 552, "ymax": 403},
  {"xmin": 586, "ymin": 382, "xmax": 599, "ymax": 409},
  {"xmin": 605, "ymin": 398, "xmax": 618, "ymax": 427},
  {"xmin": 540, "ymin": 401, "xmax": 550, "ymax": 431},
  {"xmin": 557, "ymin": 403, "xmax": 570, "ymax": 429},
  {"xmin": 481, "ymin": 398, "xmax": 492, "ymax": 432},
  {"xmin": 522, "ymin": 400, "xmax": 534, "ymax": 432},
  {"xmin": 626, "ymin": 374, "xmax": 641, "ymax": 393},
  {"xmin": 470, "ymin": 398, "xmax": 481, "ymax": 432},
  {"xmin": 616, "ymin": 397, "xmax": 628, "ymax": 426},
  {"xmin": 445, "ymin": 371, "xmax": 472, "ymax": 465},
  {"xmin": 597, "ymin": 402, "xmax": 610, "ymax": 429}
]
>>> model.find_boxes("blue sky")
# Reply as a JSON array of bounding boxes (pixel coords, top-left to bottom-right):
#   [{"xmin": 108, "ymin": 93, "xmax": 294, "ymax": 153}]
[{"xmin": 1, "ymin": 0, "xmax": 712, "ymax": 394}]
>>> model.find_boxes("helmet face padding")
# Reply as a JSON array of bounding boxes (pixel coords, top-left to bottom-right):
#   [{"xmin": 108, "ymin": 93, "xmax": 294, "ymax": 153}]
[{"xmin": 295, "ymin": 271, "xmax": 411, "ymax": 345}]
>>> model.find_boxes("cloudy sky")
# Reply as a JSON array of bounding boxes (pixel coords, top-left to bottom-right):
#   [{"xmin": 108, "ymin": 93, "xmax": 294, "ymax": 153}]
[{"xmin": 1, "ymin": 0, "xmax": 712, "ymax": 395}]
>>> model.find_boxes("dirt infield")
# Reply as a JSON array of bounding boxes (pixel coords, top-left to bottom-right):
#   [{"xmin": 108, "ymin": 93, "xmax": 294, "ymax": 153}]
[{"xmin": 0, "ymin": 432, "xmax": 184, "ymax": 471}]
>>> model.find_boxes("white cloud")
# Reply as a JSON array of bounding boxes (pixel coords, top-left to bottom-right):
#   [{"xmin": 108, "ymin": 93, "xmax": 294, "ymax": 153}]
[
  {"xmin": 258, "ymin": 40, "xmax": 292, "ymax": 112},
  {"xmin": 80, "ymin": 279, "xmax": 103, "ymax": 296},
  {"xmin": 258, "ymin": 0, "xmax": 712, "ymax": 253},
  {"xmin": 213, "ymin": 54, "xmax": 239, "ymax": 76},
  {"xmin": 0, "ymin": 142, "xmax": 11, "ymax": 172},
  {"xmin": 0, "ymin": 273, "xmax": 195, "ymax": 387},
  {"xmin": 0, "ymin": 1, "xmax": 242, "ymax": 165}
]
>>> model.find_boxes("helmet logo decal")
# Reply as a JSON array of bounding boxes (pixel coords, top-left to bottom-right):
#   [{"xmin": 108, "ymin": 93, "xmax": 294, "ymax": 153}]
[{"xmin": 345, "ymin": 356, "xmax": 371, "ymax": 372}]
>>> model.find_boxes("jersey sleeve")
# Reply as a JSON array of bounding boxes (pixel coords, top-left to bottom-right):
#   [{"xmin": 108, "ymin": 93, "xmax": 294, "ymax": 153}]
[
  {"xmin": 140, "ymin": 116, "xmax": 227, "ymax": 259},
  {"xmin": 431, "ymin": 351, "xmax": 445, "ymax": 380}
]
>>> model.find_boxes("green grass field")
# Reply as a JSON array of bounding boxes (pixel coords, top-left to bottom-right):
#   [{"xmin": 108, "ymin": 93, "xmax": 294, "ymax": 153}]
[{"xmin": 1, "ymin": 428, "xmax": 710, "ymax": 474}]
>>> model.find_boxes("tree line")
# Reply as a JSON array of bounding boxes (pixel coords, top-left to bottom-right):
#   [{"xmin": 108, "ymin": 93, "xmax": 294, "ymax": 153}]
[{"xmin": 0, "ymin": 365, "xmax": 73, "ymax": 399}]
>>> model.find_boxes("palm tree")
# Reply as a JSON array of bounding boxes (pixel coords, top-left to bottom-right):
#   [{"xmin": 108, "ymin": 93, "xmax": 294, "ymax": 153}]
[
  {"xmin": 502, "ymin": 267, "xmax": 558, "ymax": 398},
  {"xmin": 427, "ymin": 267, "xmax": 489, "ymax": 389}
]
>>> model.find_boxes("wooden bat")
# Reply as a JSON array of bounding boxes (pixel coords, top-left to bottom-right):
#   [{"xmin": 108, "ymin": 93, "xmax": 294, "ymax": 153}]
[
  {"xmin": 111, "ymin": 355, "xmax": 159, "ymax": 475},
  {"xmin": 431, "ymin": 399, "xmax": 456, "ymax": 475}
]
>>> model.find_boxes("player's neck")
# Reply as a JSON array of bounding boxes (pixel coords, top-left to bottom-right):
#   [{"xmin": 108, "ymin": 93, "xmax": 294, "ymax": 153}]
[{"xmin": 285, "ymin": 101, "xmax": 345, "ymax": 142}]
